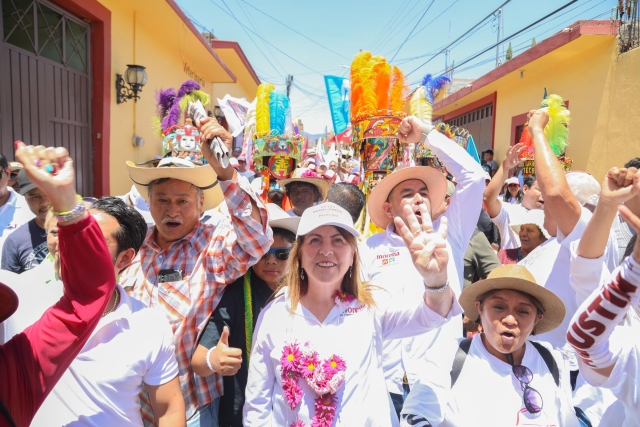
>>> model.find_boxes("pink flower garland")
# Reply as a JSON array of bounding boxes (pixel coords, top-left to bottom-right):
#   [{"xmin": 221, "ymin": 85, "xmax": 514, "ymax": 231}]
[
  {"xmin": 280, "ymin": 340, "xmax": 347, "ymax": 427},
  {"xmin": 333, "ymin": 290, "xmax": 355, "ymax": 307}
]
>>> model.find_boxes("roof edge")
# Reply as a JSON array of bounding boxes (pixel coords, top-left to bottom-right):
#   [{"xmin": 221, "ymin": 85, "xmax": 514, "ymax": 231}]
[
  {"xmin": 433, "ymin": 19, "xmax": 619, "ymax": 112},
  {"xmin": 211, "ymin": 40, "xmax": 261, "ymax": 86},
  {"xmin": 165, "ymin": 0, "xmax": 237, "ymax": 83}
]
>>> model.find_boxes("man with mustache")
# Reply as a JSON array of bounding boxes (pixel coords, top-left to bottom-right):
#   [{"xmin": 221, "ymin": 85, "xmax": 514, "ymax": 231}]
[
  {"xmin": 120, "ymin": 116, "xmax": 272, "ymax": 427},
  {"xmin": 1, "ymin": 170, "xmax": 50, "ymax": 273},
  {"xmin": 362, "ymin": 115, "xmax": 486, "ymax": 417}
]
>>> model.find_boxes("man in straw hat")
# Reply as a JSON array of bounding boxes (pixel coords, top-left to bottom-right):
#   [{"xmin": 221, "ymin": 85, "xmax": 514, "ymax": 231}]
[
  {"xmin": 1, "ymin": 142, "xmax": 116, "ymax": 427},
  {"xmin": 120, "ymin": 116, "xmax": 273, "ymax": 426},
  {"xmin": 278, "ymin": 168, "xmax": 330, "ymax": 217},
  {"xmin": 363, "ymin": 114, "xmax": 485, "ymax": 416}
]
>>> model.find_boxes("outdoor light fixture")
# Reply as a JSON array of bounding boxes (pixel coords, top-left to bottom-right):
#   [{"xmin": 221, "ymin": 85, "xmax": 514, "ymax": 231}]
[
  {"xmin": 213, "ymin": 106, "xmax": 224, "ymax": 123},
  {"xmin": 116, "ymin": 65, "xmax": 148, "ymax": 104}
]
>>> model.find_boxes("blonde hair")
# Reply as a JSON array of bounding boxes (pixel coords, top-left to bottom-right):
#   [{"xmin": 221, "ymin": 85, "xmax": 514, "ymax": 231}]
[{"xmin": 272, "ymin": 227, "xmax": 375, "ymax": 313}]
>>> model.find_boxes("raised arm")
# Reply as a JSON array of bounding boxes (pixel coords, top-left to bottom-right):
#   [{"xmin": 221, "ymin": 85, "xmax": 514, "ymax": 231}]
[
  {"xmin": 567, "ymin": 204, "xmax": 640, "ymax": 381},
  {"xmin": 0, "ymin": 143, "xmax": 115, "ymax": 426},
  {"xmin": 529, "ymin": 109, "xmax": 581, "ymax": 237},
  {"xmin": 483, "ymin": 143, "xmax": 526, "ymax": 218}
]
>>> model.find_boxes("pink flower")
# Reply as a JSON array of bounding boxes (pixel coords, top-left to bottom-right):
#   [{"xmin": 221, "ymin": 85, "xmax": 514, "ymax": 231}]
[
  {"xmin": 289, "ymin": 421, "xmax": 306, "ymax": 427},
  {"xmin": 283, "ymin": 376, "xmax": 303, "ymax": 410},
  {"xmin": 308, "ymin": 365, "xmax": 331, "ymax": 396},
  {"xmin": 281, "ymin": 342, "xmax": 302, "ymax": 372},
  {"xmin": 322, "ymin": 355, "xmax": 346, "ymax": 377},
  {"xmin": 312, "ymin": 394, "xmax": 337, "ymax": 427},
  {"xmin": 301, "ymin": 351, "xmax": 320, "ymax": 379},
  {"xmin": 333, "ymin": 290, "xmax": 355, "ymax": 307}
]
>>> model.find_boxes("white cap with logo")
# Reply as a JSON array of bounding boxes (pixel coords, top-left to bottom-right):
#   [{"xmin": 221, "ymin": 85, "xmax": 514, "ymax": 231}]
[{"xmin": 297, "ymin": 202, "xmax": 360, "ymax": 238}]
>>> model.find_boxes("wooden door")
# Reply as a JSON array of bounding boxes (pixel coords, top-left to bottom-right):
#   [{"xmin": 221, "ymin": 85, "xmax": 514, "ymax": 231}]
[{"xmin": 0, "ymin": 0, "xmax": 92, "ymax": 196}]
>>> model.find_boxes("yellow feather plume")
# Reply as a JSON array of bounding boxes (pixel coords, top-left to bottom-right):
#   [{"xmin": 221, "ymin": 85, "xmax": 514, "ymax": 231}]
[
  {"xmin": 389, "ymin": 66, "xmax": 407, "ymax": 112},
  {"xmin": 409, "ymin": 86, "xmax": 432, "ymax": 123},
  {"xmin": 256, "ymin": 82, "xmax": 274, "ymax": 134},
  {"xmin": 541, "ymin": 94, "xmax": 570, "ymax": 155}
]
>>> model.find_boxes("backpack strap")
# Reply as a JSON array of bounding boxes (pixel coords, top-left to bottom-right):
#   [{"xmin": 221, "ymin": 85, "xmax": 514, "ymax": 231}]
[
  {"xmin": 0, "ymin": 400, "xmax": 16, "ymax": 427},
  {"xmin": 530, "ymin": 341, "xmax": 560, "ymax": 387},
  {"xmin": 450, "ymin": 338, "xmax": 472, "ymax": 388}
]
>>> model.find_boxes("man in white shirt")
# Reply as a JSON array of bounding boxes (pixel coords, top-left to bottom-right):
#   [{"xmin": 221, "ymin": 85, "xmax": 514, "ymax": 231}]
[
  {"xmin": 0, "ymin": 153, "xmax": 34, "ymax": 253},
  {"xmin": 483, "ymin": 144, "xmax": 544, "ymax": 249},
  {"xmin": 237, "ymin": 155, "xmax": 256, "ymax": 181},
  {"xmin": 363, "ymin": 115, "xmax": 485, "ymax": 416},
  {"xmin": 19, "ymin": 197, "xmax": 186, "ymax": 427}
]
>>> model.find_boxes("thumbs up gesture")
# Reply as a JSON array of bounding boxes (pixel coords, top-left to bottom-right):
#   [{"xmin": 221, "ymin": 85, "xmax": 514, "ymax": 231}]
[{"xmin": 208, "ymin": 326, "xmax": 243, "ymax": 376}]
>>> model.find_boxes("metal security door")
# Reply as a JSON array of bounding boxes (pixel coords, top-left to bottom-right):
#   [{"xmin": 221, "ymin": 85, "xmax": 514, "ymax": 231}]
[{"xmin": 0, "ymin": 0, "xmax": 92, "ymax": 195}]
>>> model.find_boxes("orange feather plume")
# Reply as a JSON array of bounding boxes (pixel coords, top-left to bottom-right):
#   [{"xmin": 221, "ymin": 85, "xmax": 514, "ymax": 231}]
[
  {"xmin": 350, "ymin": 51, "xmax": 372, "ymax": 118},
  {"xmin": 373, "ymin": 58, "xmax": 391, "ymax": 111},
  {"xmin": 389, "ymin": 66, "xmax": 407, "ymax": 112}
]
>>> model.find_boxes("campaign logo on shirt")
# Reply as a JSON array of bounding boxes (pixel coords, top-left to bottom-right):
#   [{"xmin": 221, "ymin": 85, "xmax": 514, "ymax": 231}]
[
  {"xmin": 377, "ymin": 251, "xmax": 400, "ymax": 267},
  {"xmin": 340, "ymin": 304, "xmax": 366, "ymax": 317}
]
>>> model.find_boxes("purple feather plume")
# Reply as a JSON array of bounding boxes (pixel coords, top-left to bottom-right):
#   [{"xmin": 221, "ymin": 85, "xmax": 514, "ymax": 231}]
[{"xmin": 177, "ymin": 80, "xmax": 201, "ymax": 98}]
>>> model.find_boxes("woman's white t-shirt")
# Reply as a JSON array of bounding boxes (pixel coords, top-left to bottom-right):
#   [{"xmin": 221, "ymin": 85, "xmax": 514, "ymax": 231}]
[
  {"xmin": 243, "ymin": 287, "xmax": 461, "ymax": 427},
  {"xmin": 401, "ymin": 334, "xmax": 580, "ymax": 427}
]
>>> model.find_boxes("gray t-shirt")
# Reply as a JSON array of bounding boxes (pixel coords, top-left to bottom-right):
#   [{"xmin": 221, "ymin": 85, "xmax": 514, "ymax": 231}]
[{"xmin": 1, "ymin": 218, "xmax": 48, "ymax": 274}]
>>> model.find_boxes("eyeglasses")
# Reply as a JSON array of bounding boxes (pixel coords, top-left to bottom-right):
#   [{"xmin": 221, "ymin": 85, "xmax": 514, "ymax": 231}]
[
  {"xmin": 9, "ymin": 172, "xmax": 18, "ymax": 180},
  {"xmin": 262, "ymin": 247, "xmax": 291, "ymax": 261},
  {"xmin": 512, "ymin": 364, "xmax": 543, "ymax": 414}
]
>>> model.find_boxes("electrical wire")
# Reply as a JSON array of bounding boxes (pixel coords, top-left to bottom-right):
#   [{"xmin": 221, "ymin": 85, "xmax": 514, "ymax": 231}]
[{"xmin": 390, "ymin": 0, "xmax": 436, "ymax": 61}]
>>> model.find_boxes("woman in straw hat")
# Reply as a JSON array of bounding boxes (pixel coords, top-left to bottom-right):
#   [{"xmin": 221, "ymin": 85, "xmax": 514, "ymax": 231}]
[
  {"xmin": 401, "ymin": 265, "xmax": 582, "ymax": 427},
  {"xmin": 498, "ymin": 209, "xmax": 550, "ymax": 265},
  {"xmin": 243, "ymin": 202, "xmax": 460, "ymax": 426}
]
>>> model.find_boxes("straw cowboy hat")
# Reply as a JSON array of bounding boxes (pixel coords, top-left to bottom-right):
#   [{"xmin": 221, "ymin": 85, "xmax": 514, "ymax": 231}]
[
  {"xmin": 0, "ymin": 282, "xmax": 18, "ymax": 323},
  {"xmin": 126, "ymin": 157, "xmax": 224, "ymax": 211},
  {"xmin": 367, "ymin": 166, "xmax": 448, "ymax": 229},
  {"xmin": 277, "ymin": 168, "xmax": 330, "ymax": 199},
  {"xmin": 459, "ymin": 265, "xmax": 565, "ymax": 335},
  {"xmin": 266, "ymin": 203, "xmax": 300, "ymax": 234}
]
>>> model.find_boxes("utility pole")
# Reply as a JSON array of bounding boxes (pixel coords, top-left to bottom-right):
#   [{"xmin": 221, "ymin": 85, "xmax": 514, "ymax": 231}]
[
  {"xmin": 495, "ymin": 8, "xmax": 502, "ymax": 68},
  {"xmin": 286, "ymin": 75, "xmax": 294, "ymax": 99}
]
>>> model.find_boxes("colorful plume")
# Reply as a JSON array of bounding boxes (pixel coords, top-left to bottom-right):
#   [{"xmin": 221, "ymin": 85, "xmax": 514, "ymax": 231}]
[
  {"xmin": 518, "ymin": 126, "xmax": 534, "ymax": 159},
  {"xmin": 422, "ymin": 74, "xmax": 450, "ymax": 104},
  {"xmin": 256, "ymin": 82, "xmax": 275, "ymax": 134},
  {"xmin": 153, "ymin": 80, "xmax": 209, "ymax": 137},
  {"xmin": 269, "ymin": 91, "xmax": 289, "ymax": 135},
  {"xmin": 350, "ymin": 52, "xmax": 406, "ymax": 118},
  {"xmin": 410, "ymin": 86, "xmax": 432, "ymax": 123},
  {"xmin": 541, "ymin": 94, "xmax": 570, "ymax": 155},
  {"xmin": 373, "ymin": 59, "xmax": 391, "ymax": 111},
  {"xmin": 389, "ymin": 66, "xmax": 406, "ymax": 112}
]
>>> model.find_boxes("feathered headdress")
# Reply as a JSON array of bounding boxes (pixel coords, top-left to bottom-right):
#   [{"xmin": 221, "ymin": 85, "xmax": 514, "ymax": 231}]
[
  {"xmin": 350, "ymin": 52, "xmax": 407, "ymax": 120},
  {"xmin": 519, "ymin": 94, "xmax": 570, "ymax": 158},
  {"xmin": 153, "ymin": 80, "xmax": 210, "ymax": 137},
  {"xmin": 409, "ymin": 73, "xmax": 450, "ymax": 124},
  {"xmin": 255, "ymin": 83, "xmax": 275, "ymax": 135}
]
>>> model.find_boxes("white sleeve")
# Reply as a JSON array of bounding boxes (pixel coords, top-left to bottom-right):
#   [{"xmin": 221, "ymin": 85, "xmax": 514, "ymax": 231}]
[
  {"xmin": 142, "ymin": 313, "xmax": 179, "ymax": 386},
  {"xmin": 557, "ymin": 207, "xmax": 592, "ymax": 247},
  {"xmin": 427, "ymin": 130, "xmax": 486, "ymax": 256},
  {"xmin": 376, "ymin": 288, "xmax": 462, "ymax": 341},
  {"xmin": 243, "ymin": 309, "xmax": 276, "ymax": 426},
  {"xmin": 491, "ymin": 205, "xmax": 519, "ymax": 250},
  {"xmin": 569, "ymin": 240, "xmax": 613, "ymax": 306}
]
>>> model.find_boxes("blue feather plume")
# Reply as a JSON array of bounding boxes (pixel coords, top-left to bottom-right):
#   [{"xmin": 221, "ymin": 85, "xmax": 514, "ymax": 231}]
[
  {"xmin": 422, "ymin": 74, "xmax": 451, "ymax": 104},
  {"xmin": 269, "ymin": 91, "xmax": 289, "ymax": 134}
]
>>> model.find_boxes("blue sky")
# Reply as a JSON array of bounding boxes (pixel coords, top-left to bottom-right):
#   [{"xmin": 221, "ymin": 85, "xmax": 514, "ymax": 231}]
[{"xmin": 177, "ymin": 0, "xmax": 617, "ymax": 133}]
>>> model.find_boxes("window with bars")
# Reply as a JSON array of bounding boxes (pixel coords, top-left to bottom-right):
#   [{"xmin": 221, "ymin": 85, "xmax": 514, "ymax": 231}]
[
  {"xmin": 447, "ymin": 104, "xmax": 493, "ymax": 128},
  {"xmin": 2, "ymin": 0, "xmax": 89, "ymax": 73}
]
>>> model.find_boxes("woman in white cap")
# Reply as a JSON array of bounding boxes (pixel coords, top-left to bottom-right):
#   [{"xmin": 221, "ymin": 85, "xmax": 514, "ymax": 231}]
[
  {"xmin": 243, "ymin": 202, "xmax": 460, "ymax": 426},
  {"xmin": 498, "ymin": 209, "xmax": 550, "ymax": 265},
  {"xmin": 191, "ymin": 204, "xmax": 300, "ymax": 427},
  {"xmin": 400, "ymin": 265, "xmax": 582, "ymax": 427}
]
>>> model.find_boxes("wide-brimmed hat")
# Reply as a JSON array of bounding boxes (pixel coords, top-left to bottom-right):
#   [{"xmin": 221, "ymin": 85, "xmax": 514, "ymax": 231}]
[
  {"xmin": 126, "ymin": 157, "xmax": 223, "ymax": 211},
  {"xmin": 267, "ymin": 203, "xmax": 300, "ymax": 235},
  {"xmin": 368, "ymin": 166, "xmax": 448, "ymax": 229},
  {"xmin": 0, "ymin": 282, "xmax": 18, "ymax": 323},
  {"xmin": 459, "ymin": 265, "xmax": 565, "ymax": 335},
  {"xmin": 297, "ymin": 202, "xmax": 359, "ymax": 238},
  {"xmin": 509, "ymin": 208, "xmax": 550, "ymax": 239},
  {"xmin": 278, "ymin": 169, "xmax": 330, "ymax": 199}
]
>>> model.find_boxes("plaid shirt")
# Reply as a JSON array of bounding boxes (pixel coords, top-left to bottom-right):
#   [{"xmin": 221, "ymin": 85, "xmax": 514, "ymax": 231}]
[{"xmin": 121, "ymin": 178, "xmax": 272, "ymax": 420}]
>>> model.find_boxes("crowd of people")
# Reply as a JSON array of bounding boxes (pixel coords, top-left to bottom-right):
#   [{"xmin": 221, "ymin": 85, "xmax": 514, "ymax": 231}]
[{"xmin": 0, "ymin": 107, "xmax": 639, "ymax": 427}]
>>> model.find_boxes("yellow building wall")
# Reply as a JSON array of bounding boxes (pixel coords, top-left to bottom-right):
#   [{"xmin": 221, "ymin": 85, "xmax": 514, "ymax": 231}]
[
  {"xmin": 588, "ymin": 44, "xmax": 640, "ymax": 179},
  {"xmin": 492, "ymin": 37, "xmax": 615, "ymax": 175},
  {"xmin": 98, "ymin": 0, "xmax": 253, "ymax": 195}
]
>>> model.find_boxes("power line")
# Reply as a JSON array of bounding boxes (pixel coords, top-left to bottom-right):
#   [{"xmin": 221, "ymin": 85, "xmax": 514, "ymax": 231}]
[
  {"xmin": 239, "ymin": 0, "xmax": 350, "ymax": 60},
  {"xmin": 368, "ymin": 0, "xmax": 412, "ymax": 51},
  {"xmin": 372, "ymin": 0, "xmax": 423, "ymax": 53},
  {"xmin": 390, "ymin": 0, "xmax": 436, "ymax": 61}
]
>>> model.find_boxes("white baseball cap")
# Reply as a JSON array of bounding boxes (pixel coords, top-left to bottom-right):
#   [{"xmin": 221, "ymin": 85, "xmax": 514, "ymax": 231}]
[
  {"xmin": 297, "ymin": 202, "xmax": 360, "ymax": 238},
  {"xmin": 505, "ymin": 177, "xmax": 520, "ymax": 186}
]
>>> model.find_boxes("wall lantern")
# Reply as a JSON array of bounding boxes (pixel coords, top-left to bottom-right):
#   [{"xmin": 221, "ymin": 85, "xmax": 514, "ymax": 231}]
[{"xmin": 116, "ymin": 65, "xmax": 148, "ymax": 104}]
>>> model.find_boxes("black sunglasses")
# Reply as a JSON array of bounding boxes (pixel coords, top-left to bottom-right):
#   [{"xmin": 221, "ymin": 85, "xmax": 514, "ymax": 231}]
[
  {"xmin": 262, "ymin": 248, "xmax": 291, "ymax": 261},
  {"xmin": 512, "ymin": 364, "xmax": 543, "ymax": 414},
  {"xmin": 9, "ymin": 172, "xmax": 18, "ymax": 179}
]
